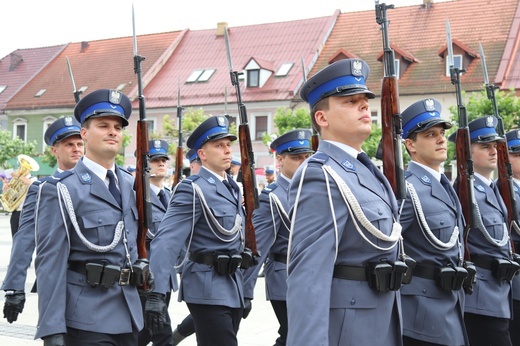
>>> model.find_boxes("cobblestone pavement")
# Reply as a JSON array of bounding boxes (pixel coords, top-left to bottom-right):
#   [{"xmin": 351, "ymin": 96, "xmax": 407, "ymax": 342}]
[{"xmin": 0, "ymin": 213, "xmax": 278, "ymax": 345}]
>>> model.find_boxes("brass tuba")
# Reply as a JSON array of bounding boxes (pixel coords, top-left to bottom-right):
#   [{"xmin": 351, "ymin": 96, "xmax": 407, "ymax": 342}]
[{"xmin": 0, "ymin": 154, "xmax": 39, "ymax": 212}]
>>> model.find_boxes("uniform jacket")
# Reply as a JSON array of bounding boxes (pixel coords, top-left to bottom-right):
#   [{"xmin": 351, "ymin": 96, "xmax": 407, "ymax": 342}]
[
  {"xmin": 149, "ymin": 167, "xmax": 246, "ymax": 308},
  {"xmin": 464, "ymin": 175, "xmax": 512, "ymax": 319},
  {"xmin": 507, "ymin": 180, "xmax": 520, "ymax": 300},
  {"xmin": 286, "ymin": 140, "xmax": 402, "ymax": 346},
  {"xmin": 149, "ymin": 188, "xmax": 178, "ymax": 292},
  {"xmin": 399, "ymin": 162, "xmax": 468, "ymax": 345},
  {"xmin": 34, "ymin": 160, "xmax": 143, "ymax": 339},
  {"xmin": 1, "ymin": 176, "xmax": 50, "ymax": 291},
  {"xmin": 243, "ymin": 175, "xmax": 291, "ymax": 300}
]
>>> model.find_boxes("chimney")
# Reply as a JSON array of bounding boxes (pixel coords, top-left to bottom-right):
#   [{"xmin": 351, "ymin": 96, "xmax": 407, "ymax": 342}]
[
  {"xmin": 423, "ymin": 0, "xmax": 433, "ymax": 8},
  {"xmin": 9, "ymin": 53, "xmax": 23, "ymax": 71},
  {"xmin": 216, "ymin": 22, "xmax": 228, "ymax": 37},
  {"xmin": 80, "ymin": 41, "xmax": 90, "ymax": 53}
]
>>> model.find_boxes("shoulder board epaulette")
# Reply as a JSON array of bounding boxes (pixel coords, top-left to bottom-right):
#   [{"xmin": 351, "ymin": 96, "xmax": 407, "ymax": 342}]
[
  {"xmin": 43, "ymin": 171, "xmax": 74, "ymax": 185},
  {"xmin": 182, "ymin": 175, "xmax": 200, "ymax": 184},
  {"xmin": 308, "ymin": 152, "xmax": 329, "ymax": 165},
  {"xmin": 262, "ymin": 182, "xmax": 278, "ymax": 195},
  {"xmin": 404, "ymin": 171, "xmax": 412, "ymax": 179}
]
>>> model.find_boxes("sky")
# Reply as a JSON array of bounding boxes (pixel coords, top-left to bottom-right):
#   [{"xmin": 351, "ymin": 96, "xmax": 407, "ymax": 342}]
[{"xmin": 1, "ymin": 0, "xmax": 446, "ymax": 59}]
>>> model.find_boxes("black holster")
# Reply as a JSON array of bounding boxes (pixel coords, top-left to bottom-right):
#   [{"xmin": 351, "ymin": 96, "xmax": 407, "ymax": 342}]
[
  {"xmin": 493, "ymin": 258, "xmax": 520, "ymax": 281},
  {"xmin": 463, "ymin": 261, "xmax": 477, "ymax": 295}
]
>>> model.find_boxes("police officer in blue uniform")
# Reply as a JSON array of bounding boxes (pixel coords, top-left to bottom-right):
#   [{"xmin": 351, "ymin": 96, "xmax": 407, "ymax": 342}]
[
  {"xmin": 399, "ymin": 99, "xmax": 469, "ymax": 345},
  {"xmin": 449, "ymin": 116, "xmax": 515, "ymax": 346},
  {"xmin": 505, "ymin": 129, "xmax": 520, "ymax": 345},
  {"xmin": 138, "ymin": 139, "xmax": 176, "ymax": 346},
  {"xmin": 145, "ymin": 116, "xmax": 247, "ymax": 346},
  {"xmin": 242, "ymin": 129, "xmax": 313, "ymax": 345},
  {"xmin": 34, "ymin": 89, "xmax": 148, "ymax": 345},
  {"xmin": 287, "ymin": 59, "xmax": 404, "ymax": 345},
  {"xmin": 2, "ymin": 116, "xmax": 84, "ymax": 324}
]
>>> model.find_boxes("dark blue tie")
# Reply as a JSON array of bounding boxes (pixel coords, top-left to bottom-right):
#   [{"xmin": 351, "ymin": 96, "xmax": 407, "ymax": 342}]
[
  {"xmin": 357, "ymin": 152, "xmax": 377, "ymax": 177},
  {"xmin": 106, "ymin": 170, "xmax": 121, "ymax": 207},
  {"xmin": 441, "ymin": 174, "xmax": 455, "ymax": 205},
  {"xmin": 158, "ymin": 189, "xmax": 169, "ymax": 208},
  {"xmin": 223, "ymin": 180, "xmax": 236, "ymax": 201}
]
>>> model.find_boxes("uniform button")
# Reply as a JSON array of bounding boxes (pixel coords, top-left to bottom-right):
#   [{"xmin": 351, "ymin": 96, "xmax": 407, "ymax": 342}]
[
  {"xmin": 350, "ymin": 299, "xmax": 355, "ymax": 305},
  {"xmin": 422, "ymin": 288, "xmax": 427, "ymax": 294},
  {"xmin": 130, "ymin": 246, "xmax": 133, "ymax": 250},
  {"xmin": 79, "ymin": 277, "xmax": 84, "ymax": 283},
  {"xmin": 378, "ymin": 209, "xmax": 382, "ymax": 215},
  {"xmin": 440, "ymin": 221, "xmax": 444, "ymax": 225},
  {"xmin": 98, "ymin": 219, "xmax": 102, "ymax": 224}
]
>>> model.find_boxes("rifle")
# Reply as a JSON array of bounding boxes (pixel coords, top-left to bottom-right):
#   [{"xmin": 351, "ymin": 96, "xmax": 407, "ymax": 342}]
[
  {"xmin": 224, "ymin": 27, "xmax": 260, "ymax": 263},
  {"xmin": 173, "ymin": 79, "xmax": 184, "ymax": 187},
  {"xmin": 301, "ymin": 56, "xmax": 319, "ymax": 151},
  {"xmin": 132, "ymin": 4, "xmax": 152, "ymax": 289},
  {"xmin": 375, "ymin": 1, "xmax": 406, "ymax": 200},
  {"xmin": 479, "ymin": 43, "xmax": 519, "ymax": 251},
  {"xmin": 65, "ymin": 56, "xmax": 82, "ymax": 103},
  {"xmin": 446, "ymin": 20, "xmax": 477, "ymax": 262}
]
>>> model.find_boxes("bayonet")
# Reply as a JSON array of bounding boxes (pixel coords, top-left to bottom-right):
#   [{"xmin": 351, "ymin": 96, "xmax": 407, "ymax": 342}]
[
  {"xmin": 446, "ymin": 20, "xmax": 454, "ymax": 69},
  {"xmin": 65, "ymin": 56, "xmax": 81, "ymax": 103}
]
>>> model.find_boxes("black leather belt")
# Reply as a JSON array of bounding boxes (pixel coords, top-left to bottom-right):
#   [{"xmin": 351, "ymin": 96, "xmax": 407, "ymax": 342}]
[
  {"xmin": 412, "ymin": 264, "xmax": 436, "ymax": 280},
  {"xmin": 333, "ymin": 265, "xmax": 367, "ymax": 281},
  {"xmin": 268, "ymin": 253, "xmax": 287, "ymax": 263},
  {"xmin": 189, "ymin": 252, "xmax": 215, "ymax": 266},
  {"xmin": 471, "ymin": 255, "xmax": 494, "ymax": 271},
  {"xmin": 68, "ymin": 260, "xmax": 88, "ymax": 275}
]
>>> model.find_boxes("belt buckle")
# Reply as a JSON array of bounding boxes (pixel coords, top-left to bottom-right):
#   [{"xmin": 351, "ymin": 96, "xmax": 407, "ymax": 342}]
[{"xmin": 119, "ymin": 268, "xmax": 131, "ymax": 286}]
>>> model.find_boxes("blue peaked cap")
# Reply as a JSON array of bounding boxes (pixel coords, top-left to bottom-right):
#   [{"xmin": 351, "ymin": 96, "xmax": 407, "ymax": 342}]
[
  {"xmin": 506, "ymin": 129, "xmax": 520, "ymax": 153},
  {"xmin": 185, "ymin": 148, "xmax": 200, "ymax": 163},
  {"xmin": 74, "ymin": 89, "xmax": 132, "ymax": 127},
  {"xmin": 448, "ymin": 116, "xmax": 504, "ymax": 143},
  {"xmin": 187, "ymin": 116, "xmax": 237, "ymax": 152},
  {"xmin": 401, "ymin": 98, "xmax": 451, "ymax": 139},
  {"xmin": 44, "ymin": 116, "xmax": 81, "ymax": 146},
  {"xmin": 148, "ymin": 139, "xmax": 170, "ymax": 160},
  {"xmin": 300, "ymin": 59, "xmax": 375, "ymax": 108},
  {"xmin": 270, "ymin": 129, "xmax": 313, "ymax": 155}
]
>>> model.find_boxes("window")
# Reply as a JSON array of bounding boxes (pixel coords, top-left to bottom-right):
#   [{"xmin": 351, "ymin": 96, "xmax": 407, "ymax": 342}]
[
  {"xmin": 275, "ymin": 63, "xmax": 293, "ymax": 77},
  {"xmin": 146, "ymin": 119, "xmax": 155, "ymax": 137},
  {"xmin": 0, "ymin": 85, "xmax": 6, "ymax": 94},
  {"xmin": 394, "ymin": 59, "xmax": 400, "ymax": 79},
  {"xmin": 13, "ymin": 119, "xmax": 27, "ymax": 141},
  {"xmin": 35, "ymin": 89, "xmax": 46, "ymax": 97},
  {"xmin": 371, "ymin": 111, "xmax": 378, "ymax": 125},
  {"xmin": 446, "ymin": 54, "xmax": 463, "ymax": 76},
  {"xmin": 42, "ymin": 117, "xmax": 56, "ymax": 151},
  {"xmin": 255, "ymin": 116, "xmax": 267, "ymax": 140},
  {"xmin": 247, "ymin": 70, "xmax": 260, "ymax": 88},
  {"xmin": 198, "ymin": 69, "xmax": 215, "ymax": 82},
  {"xmin": 186, "ymin": 69, "xmax": 216, "ymax": 83}
]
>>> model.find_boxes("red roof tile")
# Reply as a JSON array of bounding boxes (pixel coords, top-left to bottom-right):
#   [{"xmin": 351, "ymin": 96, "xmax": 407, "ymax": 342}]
[
  {"xmin": 5, "ymin": 31, "xmax": 183, "ymax": 110},
  {"xmin": 0, "ymin": 45, "xmax": 66, "ymax": 111},
  {"xmin": 143, "ymin": 13, "xmax": 339, "ymax": 109},
  {"xmin": 310, "ymin": 0, "xmax": 520, "ymax": 96}
]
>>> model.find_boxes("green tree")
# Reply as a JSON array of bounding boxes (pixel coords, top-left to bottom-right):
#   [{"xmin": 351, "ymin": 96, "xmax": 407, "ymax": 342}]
[
  {"xmin": 0, "ymin": 129, "xmax": 37, "ymax": 169},
  {"xmin": 446, "ymin": 87, "xmax": 520, "ymax": 169},
  {"xmin": 260, "ymin": 106, "xmax": 312, "ymax": 153},
  {"xmin": 161, "ymin": 107, "xmax": 208, "ymax": 155}
]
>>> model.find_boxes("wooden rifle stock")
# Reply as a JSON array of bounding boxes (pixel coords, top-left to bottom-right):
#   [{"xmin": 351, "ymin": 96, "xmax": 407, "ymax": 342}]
[
  {"xmin": 173, "ymin": 82, "xmax": 184, "ymax": 187},
  {"xmin": 454, "ymin": 127, "xmax": 475, "ymax": 260},
  {"xmin": 376, "ymin": 1, "xmax": 406, "ymax": 200},
  {"xmin": 224, "ymin": 27, "xmax": 260, "ymax": 259},
  {"xmin": 479, "ymin": 43, "xmax": 518, "ymax": 250},
  {"xmin": 301, "ymin": 56, "xmax": 319, "ymax": 152},
  {"xmin": 132, "ymin": 5, "xmax": 152, "ymax": 289},
  {"xmin": 447, "ymin": 20, "xmax": 476, "ymax": 261}
]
